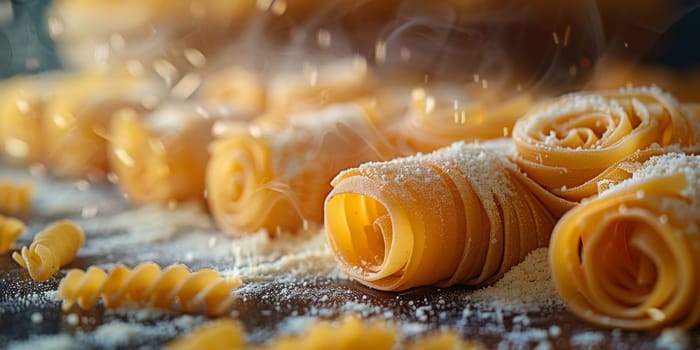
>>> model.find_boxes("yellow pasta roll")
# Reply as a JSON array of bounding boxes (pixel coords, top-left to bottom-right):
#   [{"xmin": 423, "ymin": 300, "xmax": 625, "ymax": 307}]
[
  {"xmin": 0, "ymin": 215, "xmax": 26, "ymax": 254},
  {"xmin": 207, "ymin": 102, "xmax": 398, "ymax": 236},
  {"xmin": 550, "ymin": 153, "xmax": 700, "ymax": 330},
  {"xmin": 108, "ymin": 103, "xmax": 248, "ymax": 205},
  {"xmin": 166, "ymin": 319, "xmax": 246, "ymax": 350},
  {"xmin": 325, "ymin": 140, "xmax": 559, "ymax": 291},
  {"xmin": 43, "ymin": 70, "xmax": 165, "ymax": 179},
  {"xmin": 59, "ymin": 262, "xmax": 241, "ymax": 316},
  {"xmin": 0, "ymin": 73, "xmax": 66, "ymax": 164},
  {"xmin": 0, "ymin": 181, "xmax": 34, "ymax": 216},
  {"xmin": 12, "ymin": 220, "xmax": 85, "ymax": 282},
  {"xmin": 512, "ymin": 86, "xmax": 700, "ymax": 202},
  {"xmin": 399, "ymin": 85, "xmax": 532, "ymax": 153}
]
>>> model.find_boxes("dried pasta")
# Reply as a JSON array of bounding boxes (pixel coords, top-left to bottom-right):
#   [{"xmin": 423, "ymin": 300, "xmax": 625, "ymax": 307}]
[
  {"xmin": 265, "ymin": 315, "xmax": 396, "ymax": 350},
  {"xmin": 59, "ymin": 262, "xmax": 241, "ymax": 316},
  {"xmin": 512, "ymin": 86, "xmax": 700, "ymax": 202},
  {"xmin": 324, "ymin": 140, "xmax": 562, "ymax": 291},
  {"xmin": 207, "ymin": 102, "xmax": 398, "ymax": 235},
  {"xmin": 166, "ymin": 319, "xmax": 246, "ymax": 350},
  {"xmin": 550, "ymin": 153, "xmax": 700, "ymax": 330},
  {"xmin": 406, "ymin": 330, "xmax": 484, "ymax": 350},
  {"xmin": 12, "ymin": 220, "xmax": 85, "ymax": 282},
  {"xmin": 0, "ymin": 215, "xmax": 26, "ymax": 254},
  {"xmin": 43, "ymin": 70, "xmax": 165, "ymax": 178},
  {"xmin": 0, "ymin": 181, "xmax": 34, "ymax": 216},
  {"xmin": 265, "ymin": 58, "xmax": 375, "ymax": 118},
  {"xmin": 398, "ymin": 85, "xmax": 532, "ymax": 153},
  {"xmin": 108, "ymin": 103, "xmax": 250, "ymax": 205},
  {"xmin": 197, "ymin": 67, "xmax": 266, "ymax": 115},
  {"xmin": 0, "ymin": 73, "xmax": 65, "ymax": 164}
]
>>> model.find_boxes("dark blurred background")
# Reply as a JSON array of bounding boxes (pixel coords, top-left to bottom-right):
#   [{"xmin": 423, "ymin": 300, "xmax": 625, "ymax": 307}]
[{"xmin": 0, "ymin": 0, "xmax": 698, "ymax": 81}]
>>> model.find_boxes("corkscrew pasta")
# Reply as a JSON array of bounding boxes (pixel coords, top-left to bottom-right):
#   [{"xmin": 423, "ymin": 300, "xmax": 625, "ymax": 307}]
[
  {"xmin": 325, "ymin": 140, "xmax": 563, "ymax": 291},
  {"xmin": 59, "ymin": 262, "xmax": 241, "ymax": 316},
  {"xmin": 0, "ymin": 215, "xmax": 26, "ymax": 254},
  {"xmin": 550, "ymin": 153, "xmax": 700, "ymax": 330},
  {"xmin": 0, "ymin": 181, "xmax": 34, "ymax": 216},
  {"xmin": 108, "ymin": 103, "xmax": 249, "ymax": 205},
  {"xmin": 12, "ymin": 220, "xmax": 85, "ymax": 282},
  {"xmin": 399, "ymin": 85, "xmax": 532, "ymax": 153},
  {"xmin": 512, "ymin": 86, "xmax": 700, "ymax": 202},
  {"xmin": 207, "ymin": 102, "xmax": 398, "ymax": 235}
]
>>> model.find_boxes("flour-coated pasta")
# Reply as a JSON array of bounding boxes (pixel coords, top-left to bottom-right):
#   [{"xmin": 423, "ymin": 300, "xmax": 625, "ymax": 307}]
[
  {"xmin": 59, "ymin": 262, "xmax": 241, "ymax": 316},
  {"xmin": 108, "ymin": 103, "xmax": 250, "ymax": 205},
  {"xmin": 325, "ymin": 140, "xmax": 563, "ymax": 291},
  {"xmin": 513, "ymin": 86, "xmax": 700, "ymax": 202},
  {"xmin": 207, "ymin": 102, "xmax": 398, "ymax": 235},
  {"xmin": 12, "ymin": 220, "xmax": 85, "ymax": 281},
  {"xmin": 0, "ymin": 181, "xmax": 34, "ymax": 216},
  {"xmin": 0, "ymin": 215, "xmax": 26, "ymax": 254},
  {"xmin": 550, "ymin": 153, "xmax": 700, "ymax": 330}
]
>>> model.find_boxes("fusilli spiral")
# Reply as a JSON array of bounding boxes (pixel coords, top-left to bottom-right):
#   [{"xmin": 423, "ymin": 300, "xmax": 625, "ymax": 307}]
[
  {"xmin": 12, "ymin": 220, "xmax": 85, "ymax": 281},
  {"xmin": 0, "ymin": 181, "xmax": 34, "ymax": 216},
  {"xmin": 59, "ymin": 262, "xmax": 241, "ymax": 316},
  {"xmin": 0, "ymin": 215, "xmax": 26, "ymax": 254}
]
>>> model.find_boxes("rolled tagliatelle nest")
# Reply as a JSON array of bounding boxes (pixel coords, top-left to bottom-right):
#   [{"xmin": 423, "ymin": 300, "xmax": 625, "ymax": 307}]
[
  {"xmin": 108, "ymin": 102, "xmax": 252, "ymax": 205},
  {"xmin": 206, "ymin": 102, "xmax": 398, "ymax": 236},
  {"xmin": 513, "ymin": 86, "xmax": 700, "ymax": 202},
  {"xmin": 550, "ymin": 153, "xmax": 700, "ymax": 330},
  {"xmin": 324, "ymin": 140, "xmax": 560, "ymax": 291}
]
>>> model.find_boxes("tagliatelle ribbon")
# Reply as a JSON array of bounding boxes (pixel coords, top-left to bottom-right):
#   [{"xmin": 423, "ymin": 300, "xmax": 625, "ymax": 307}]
[
  {"xmin": 550, "ymin": 153, "xmax": 700, "ymax": 330},
  {"xmin": 513, "ymin": 86, "xmax": 700, "ymax": 202},
  {"xmin": 325, "ymin": 140, "xmax": 561, "ymax": 291}
]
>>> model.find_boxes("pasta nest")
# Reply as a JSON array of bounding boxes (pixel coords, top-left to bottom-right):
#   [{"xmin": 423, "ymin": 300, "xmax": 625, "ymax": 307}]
[
  {"xmin": 59, "ymin": 262, "xmax": 241, "ymax": 316},
  {"xmin": 550, "ymin": 153, "xmax": 700, "ymax": 330},
  {"xmin": 513, "ymin": 86, "xmax": 700, "ymax": 201},
  {"xmin": 108, "ymin": 104, "xmax": 218, "ymax": 205},
  {"xmin": 207, "ymin": 103, "xmax": 395, "ymax": 235}
]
